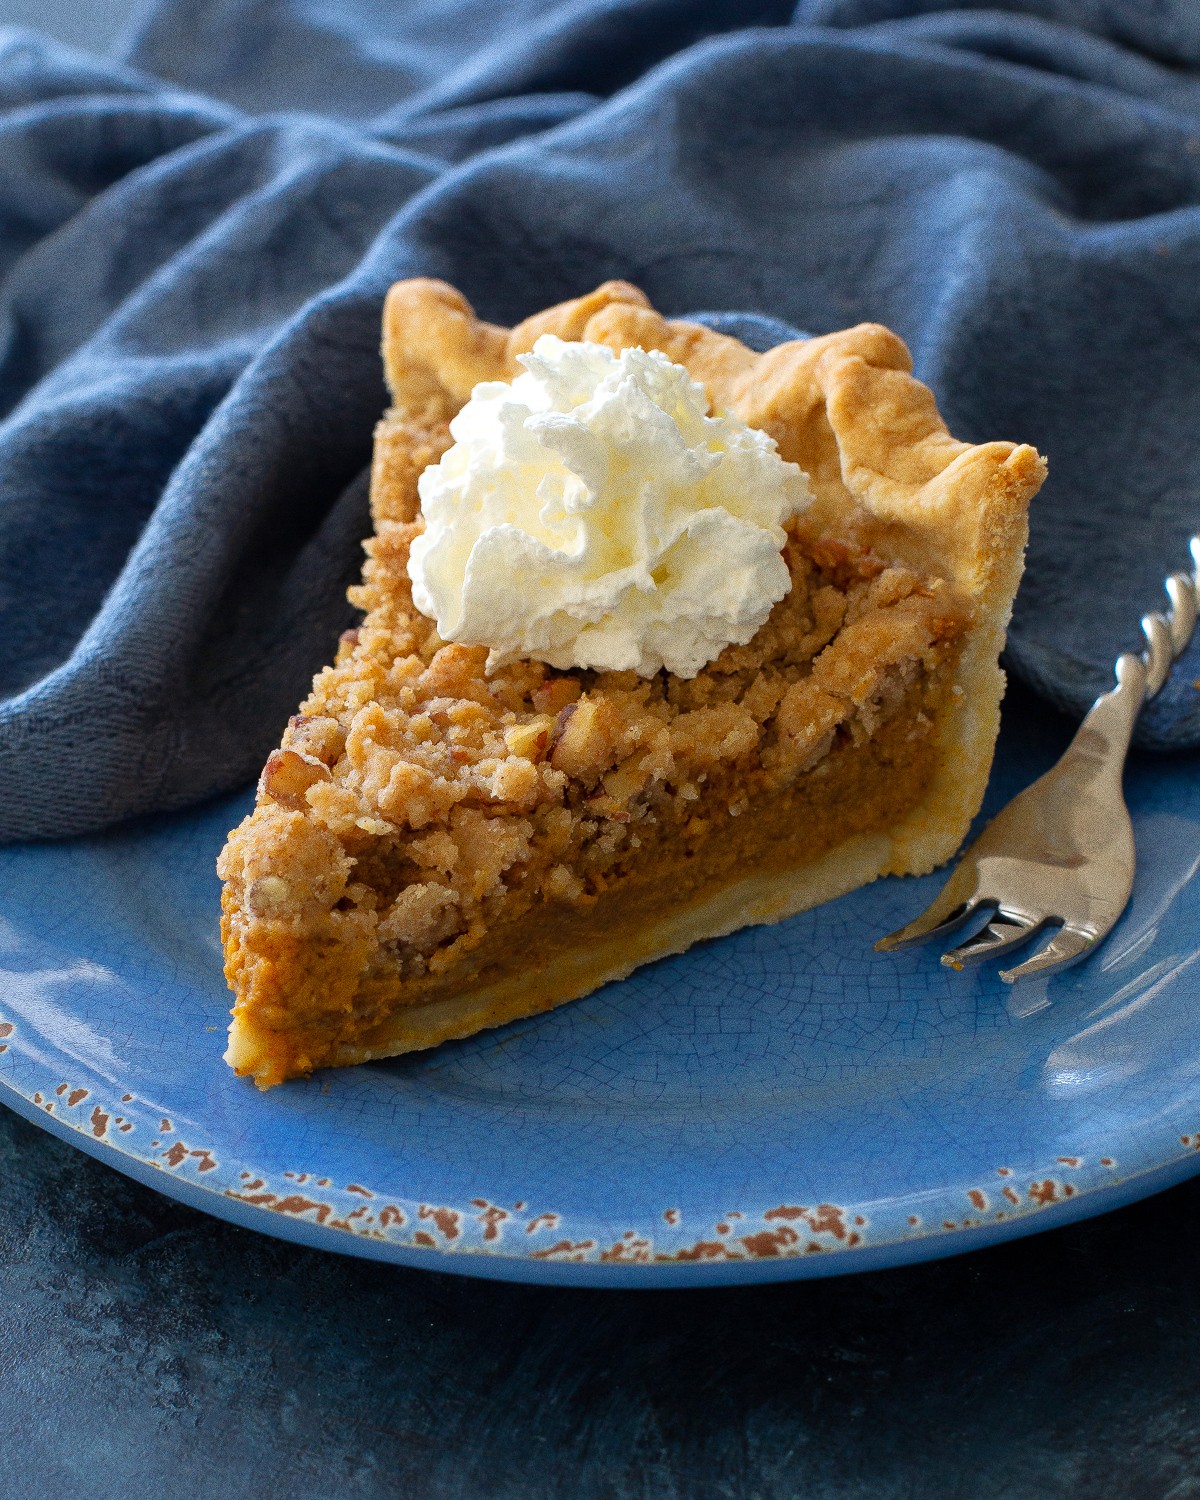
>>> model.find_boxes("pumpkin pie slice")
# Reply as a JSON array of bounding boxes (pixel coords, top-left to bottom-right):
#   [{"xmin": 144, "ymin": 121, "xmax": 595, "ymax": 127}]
[{"xmin": 217, "ymin": 279, "xmax": 1045, "ymax": 1087}]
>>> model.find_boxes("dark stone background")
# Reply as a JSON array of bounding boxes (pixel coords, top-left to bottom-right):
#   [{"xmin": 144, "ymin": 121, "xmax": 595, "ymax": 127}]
[{"xmin": 4, "ymin": 1086, "xmax": 1200, "ymax": 1499}]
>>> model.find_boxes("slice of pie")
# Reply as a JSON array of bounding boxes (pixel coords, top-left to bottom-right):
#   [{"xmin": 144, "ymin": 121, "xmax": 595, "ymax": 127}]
[{"xmin": 217, "ymin": 278, "xmax": 1046, "ymax": 1087}]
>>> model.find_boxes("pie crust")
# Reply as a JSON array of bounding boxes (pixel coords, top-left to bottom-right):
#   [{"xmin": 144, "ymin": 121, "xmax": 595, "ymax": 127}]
[{"xmin": 217, "ymin": 279, "xmax": 1046, "ymax": 1087}]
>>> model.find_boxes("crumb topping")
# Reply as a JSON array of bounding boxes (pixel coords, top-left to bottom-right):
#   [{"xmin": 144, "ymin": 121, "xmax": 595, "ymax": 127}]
[{"xmin": 219, "ymin": 499, "xmax": 969, "ymax": 985}]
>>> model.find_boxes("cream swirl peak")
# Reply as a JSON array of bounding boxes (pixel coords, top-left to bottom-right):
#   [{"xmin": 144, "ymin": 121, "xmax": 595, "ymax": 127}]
[{"xmin": 407, "ymin": 335, "xmax": 812, "ymax": 679}]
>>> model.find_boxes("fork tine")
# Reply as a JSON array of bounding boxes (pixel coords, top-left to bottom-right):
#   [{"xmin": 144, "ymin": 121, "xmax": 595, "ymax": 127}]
[
  {"xmin": 875, "ymin": 898, "xmax": 983, "ymax": 952},
  {"xmin": 876, "ymin": 541, "xmax": 1200, "ymax": 990},
  {"xmin": 940, "ymin": 911, "xmax": 1042, "ymax": 970},
  {"xmin": 874, "ymin": 864, "xmax": 988, "ymax": 952},
  {"xmin": 998, "ymin": 927, "xmax": 1096, "ymax": 984}
]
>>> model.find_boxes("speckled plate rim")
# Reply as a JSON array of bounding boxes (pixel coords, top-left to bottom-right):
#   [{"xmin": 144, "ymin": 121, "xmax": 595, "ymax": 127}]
[{"xmin": 4, "ymin": 1078, "xmax": 1200, "ymax": 1287}]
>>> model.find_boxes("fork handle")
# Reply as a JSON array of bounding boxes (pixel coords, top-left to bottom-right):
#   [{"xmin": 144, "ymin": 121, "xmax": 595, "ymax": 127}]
[
  {"xmin": 1051, "ymin": 557, "xmax": 1199, "ymax": 829},
  {"xmin": 1082, "ymin": 562, "xmax": 1198, "ymax": 750},
  {"xmin": 1075, "ymin": 559, "xmax": 1195, "ymax": 772},
  {"xmin": 1138, "ymin": 566, "xmax": 1197, "ymax": 700},
  {"xmin": 1073, "ymin": 652, "xmax": 1147, "ymax": 778}
]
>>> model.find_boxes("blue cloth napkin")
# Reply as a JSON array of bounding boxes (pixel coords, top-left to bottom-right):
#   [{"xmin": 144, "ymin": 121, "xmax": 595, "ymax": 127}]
[{"xmin": 2, "ymin": 0, "xmax": 1199, "ymax": 843}]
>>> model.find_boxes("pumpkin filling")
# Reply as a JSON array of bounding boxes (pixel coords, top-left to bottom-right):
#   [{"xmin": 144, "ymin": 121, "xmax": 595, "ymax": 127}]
[{"xmin": 219, "ymin": 531, "xmax": 968, "ymax": 1086}]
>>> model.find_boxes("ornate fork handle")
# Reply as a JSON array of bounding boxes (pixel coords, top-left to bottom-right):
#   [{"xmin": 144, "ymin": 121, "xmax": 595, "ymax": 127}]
[
  {"xmin": 1086, "ymin": 539, "xmax": 1199, "ymax": 769},
  {"xmin": 876, "ymin": 539, "xmax": 1200, "ymax": 985}
]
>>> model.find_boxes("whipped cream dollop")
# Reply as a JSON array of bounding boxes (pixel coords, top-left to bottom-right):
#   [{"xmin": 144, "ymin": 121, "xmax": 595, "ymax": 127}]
[{"xmin": 408, "ymin": 335, "xmax": 812, "ymax": 679}]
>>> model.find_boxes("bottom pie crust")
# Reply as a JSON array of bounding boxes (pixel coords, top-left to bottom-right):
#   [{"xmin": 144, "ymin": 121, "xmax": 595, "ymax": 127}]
[{"xmin": 227, "ymin": 833, "xmax": 893, "ymax": 1075}]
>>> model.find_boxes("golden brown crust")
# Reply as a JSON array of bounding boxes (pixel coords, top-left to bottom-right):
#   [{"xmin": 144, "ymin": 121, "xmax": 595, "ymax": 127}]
[{"xmin": 219, "ymin": 279, "xmax": 1046, "ymax": 1087}]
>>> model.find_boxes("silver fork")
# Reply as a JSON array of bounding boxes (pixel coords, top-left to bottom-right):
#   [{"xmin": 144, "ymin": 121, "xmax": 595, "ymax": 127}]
[{"xmin": 875, "ymin": 540, "xmax": 1200, "ymax": 984}]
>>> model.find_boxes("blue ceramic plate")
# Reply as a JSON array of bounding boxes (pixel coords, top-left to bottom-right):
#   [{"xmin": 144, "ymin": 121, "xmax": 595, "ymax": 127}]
[{"xmin": 3, "ymin": 689, "xmax": 1200, "ymax": 1287}]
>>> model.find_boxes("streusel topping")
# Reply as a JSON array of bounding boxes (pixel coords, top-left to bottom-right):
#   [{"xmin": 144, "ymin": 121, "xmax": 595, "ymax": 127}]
[{"xmin": 219, "ymin": 509, "xmax": 968, "ymax": 984}]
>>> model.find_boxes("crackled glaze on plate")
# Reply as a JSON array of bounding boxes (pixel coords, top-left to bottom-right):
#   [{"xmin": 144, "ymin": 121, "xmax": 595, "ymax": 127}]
[{"xmin": 3, "ymin": 692, "xmax": 1200, "ymax": 1286}]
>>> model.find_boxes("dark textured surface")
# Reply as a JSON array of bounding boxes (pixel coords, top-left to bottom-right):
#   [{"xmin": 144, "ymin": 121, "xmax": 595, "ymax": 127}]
[{"xmin": 4, "ymin": 1089, "xmax": 1200, "ymax": 1499}]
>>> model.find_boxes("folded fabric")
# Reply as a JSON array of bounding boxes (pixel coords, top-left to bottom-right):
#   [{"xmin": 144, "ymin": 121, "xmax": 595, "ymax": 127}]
[{"xmin": 1, "ymin": 0, "xmax": 1198, "ymax": 843}]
